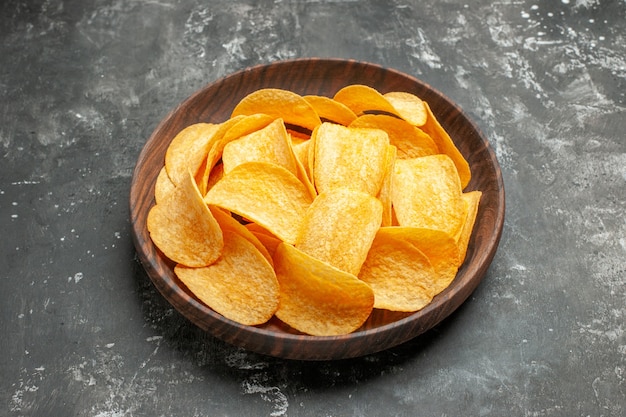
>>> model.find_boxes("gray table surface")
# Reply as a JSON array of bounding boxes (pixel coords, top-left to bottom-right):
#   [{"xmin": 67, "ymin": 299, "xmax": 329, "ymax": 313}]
[{"xmin": 1, "ymin": 1, "xmax": 625, "ymax": 416}]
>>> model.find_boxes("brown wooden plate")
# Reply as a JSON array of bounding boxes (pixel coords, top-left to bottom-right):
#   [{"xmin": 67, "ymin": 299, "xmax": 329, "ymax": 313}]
[{"xmin": 129, "ymin": 58, "xmax": 505, "ymax": 360}]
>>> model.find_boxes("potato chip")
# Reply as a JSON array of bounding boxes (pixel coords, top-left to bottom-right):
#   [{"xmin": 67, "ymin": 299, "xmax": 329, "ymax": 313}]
[
  {"xmin": 295, "ymin": 187, "xmax": 382, "ymax": 276},
  {"xmin": 222, "ymin": 118, "xmax": 316, "ymax": 199},
  {"xmin": 358, "ymin": 229, "xmax": 435, "ymax": 312},
  {"xmin": 333, "ymin": 84, "xmax": 400, "ymax": 117},
  {"xmin": 147, "ymin": 170, "xmax": 223, "ymax": 267},
  {"xmin": 205, "ymin": 161, "xmax": 224, "ymax": 191},
  {"xmin": 377, "ymin": 144, "xmax": 396, "ymax": 227},
  {"xmin": 222, "ymin": 118, "xmax": 298, "ymax": 175},
  {"xmin": 378, "ymin": 226, "xmax": 461, "ymax": 295},
  {"xmin": 154, "ymin": 166, "xmax": 175, "ymax": 204},
  {"xmin": 212, "ymin": 113, "xmax": 279, "ymax": 175},
  {"xmin": 290, "ymin": 135, "xmax": 310, "ymax": 176},
  {"xmin": 273, "ymin": 243, "xmax": 374, "ymax": 336},
  {"xmin": 313, "ymin": 122, "xmax": 390, "ymax": 197},
  {"xmin": 392, "ymin": 155, "xmax": 465, "ymax": 238},
  {"xmin": 349, "ymin": 114, "xmax": 438, "ymax": 159},
  {"xmin": 457, "ymin": 190, "xmax": 482, "ymax": 264},
  {"xmin": 209, "ymin": 206, "xmax": 273, "ymax": 267},
  {"xmin": 174, "ymin": 231, "xmax": 279, "ymax": 326},
  {"xmin": 304, "ymin": 95, "xmax": 357, "ymax": 126},
  {"xmin": 194, "ymin": 116, "xmax": 246, "ymax": 195},
  {"xmin": 222, "ymin": 113, "xmax": 276, "ymax": 144},
  {"xmin": 204, "ymin": 161, "xmax": 314, "ymax": 245},
  {"xmin": 245, "ymin": 222, "xmax": 283, "ymax": 259},
  {"xmin": 421, "ymin": 102, "xmax": 471, "ymax": 189},
  {"xmin": 231, "ymin": 88, "xmax": 322, "ymax": 132},
  {"xmin": 383, "ymin": 91, "xmax": 427, "ymax": 127},
  {"xmin": 293, "ymin": 151, "xmax": 317, "ymax": 200},
  {"xmin": 306, "ymin": 125, "xmax": 318, "ymax": 185},
  {"xmin": 165, "ymin": 123, "xmax": 220, "ymax": 187}
]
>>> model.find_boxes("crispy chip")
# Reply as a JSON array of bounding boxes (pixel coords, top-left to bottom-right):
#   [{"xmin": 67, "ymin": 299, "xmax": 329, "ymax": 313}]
[
  {"xmin": 204, "ymin": 162, "xmax": 314, "ymax": 244},
  {"xmin": 296, "ymin": 187, "xmax": 382, "ymax": 276},
  {"xmin": 378, "ymin": 226, "xmax": 461, "ymax": 295},
  {"xmin": 273, "ymin": 243, "xmax": 374, "ymax": 336},
  {"xmin": 222, "ymin": 118, "xmax": 298, "ymax": 175},
  {"xmin": 209, "ymin": 206, "xmax": 273, "ymax": 267},
  {"xmin": 377, "ymin": 144, "xmax": 396, "ymax": 227},
  {"xmin": 304, "ymin": 95, "xmax": 357, "ymax": 126},
  {"xmin": 421, "ymin": 102, "xmax": 471, "ymax": 189},
  {"xmin": 457, "ymin": 190, "xmax": 482, "ymax": 264},
  {"xmin": 165, "ymin": 123, "xmax": 220, "ymax": 187},
  {"xmin": 205, "ymin": 161, "xmax": 224, "ymax": 192},
  {"xmin": 358, "ymin": 229, "xmax": 436, "ymax": 311},
  {"xmin": 195, "ymin": 116, "xmax": 246, "ymax": 195},
  {"xmin": 231, "ymin": 88, "xmax": 321, "ymax": 132},
  {"xmin": 222, "ymin": 113, "xmax": 276, "ymax": 143},
  {"xmin": 306, "ymin": 125, "xmax": 318, "ymax": 185},
  {"xmin": 147, "ymin": 170, "xmax": 223, "ymax": 267},
  {"xmin": 245, "ymin": 222, "xmax": 283, "ymax": 259},
  {"xmin": 383, "ymin": 91, "xmax": 427, "ymax": 127},
  {"xmin": 290, "ymin": 135, "xmax": 310, "ymax": 178},
  {"xmin": 314, "ymin": 122, "xmax": 390, "ymax": 197},
  {"xmin": 392, "ymin": 155, "xmax": 465, "ymax": 238},
  {"xmin": 154, "ymin": 166, "xmax": 175, "ymax": 204},
  {"xmin": 349, "ymin": 114, "xmax": 438, "ymax": 159},
  {"xmin": 222, "ymin": 118, "xmax": 316, "ymax": 198},
  {"xmin": 333, "ymin": 84, "xmax": 401, "ymax": 117},
  {"xmin": 203, "ymin": 113, "xmax": 277, "ymax": 189},
  {"xmin": 174, "ymin": 231, "xmax": 279, "ymax": 326}
]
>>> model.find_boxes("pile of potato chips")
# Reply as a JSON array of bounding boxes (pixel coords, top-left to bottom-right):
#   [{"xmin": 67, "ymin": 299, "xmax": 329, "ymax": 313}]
[{"xmin": 147, "ymin": 85, "xmax": 481, "ymax": 336}]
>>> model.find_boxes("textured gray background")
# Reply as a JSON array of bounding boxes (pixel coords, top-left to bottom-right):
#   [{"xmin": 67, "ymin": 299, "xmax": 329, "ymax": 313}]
[{"xmin": 1, "ymin": 0, "xmax": 624, "ymax": 416}]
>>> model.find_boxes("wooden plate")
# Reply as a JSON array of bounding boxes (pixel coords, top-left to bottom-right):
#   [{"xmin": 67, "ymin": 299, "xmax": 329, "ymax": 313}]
[{"xmin": 129, "ymin": 58, "xmax": 505, "ymax": 360}]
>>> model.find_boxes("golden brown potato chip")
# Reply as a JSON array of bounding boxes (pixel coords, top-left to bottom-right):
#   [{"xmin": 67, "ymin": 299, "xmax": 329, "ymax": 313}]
[
  {"xmin": 349, "ymin": 114, "xmax": 438, "ymax": 159},
  {"xmin": 222, "ymin": 118, "xmax": 316, "ymax": 199},
  {"xmin": 222, "ymin": 113, "xmax": 276, "ymax": 144},
  {"xmin": 377, "ymin": 144, "xmax": 396, "ymax": 227},
  {"xmin": 154, "ymin": 166, "xmax": 176, "ymax": 204},
  {"xmin": 378, "ymin": 226, "xmax": 461, "ymax": 295},
  {"xmin": 457, "ymin": 190, "xmax": 482, "ymax": 264},
  {"xmin": 165, "ymin": 123, "xmax": 220, "ymax": 187},
  {"xmin": 295, "ymin": 187, "xmax": 382, "ymax": 276},
  {"xmin": 383, "ymin": 91, "xmax": 427, "ymax": 127},
  {"xmin": 290, "ymin": 135, "xmax": 311, "ymax": 177},
  {"xmin": 273, "ymin": 243, "xmax": 374, "ymax": 336},
  {"xmin": 313, "ymin": 122, "xmax": 390, "ymax": 197},
  {"xmin": 147, "ymin": 170, "xmax": 223, "ymax": 267},
  {"xmin": 358, "ymin": 229, "xmax": 436, "ymax": 311},
  {"xmin": 194, "ymin": 116, "xmax": 246, "ymax": 195},
  {"xmin": 333, "ymin": 84, "xmax": 401, "ymax": 117},
  {"xmin": 209, "ymin": 206, "xmax": 273, "ymax": 267},
  {"xmin": 204, "ymin": 161, "xmax": 314, "ymax": 244},
  {"xmin": 392, "ymin": 155, "xmax": 465, "ymax": 238},
  {"xmin": 222, "ymin": 118, "xmax": 298, "ymax": 175},
  {"xmin": 245, "ymin": 222, "xmax": 283, "ymax": 259},
  {"xmin": 231, "ymin": 88, "xmax": 321, "ymax": 132},
  {"xmin": 205, "ymin": 161, "xmax": 224, "ymax": 192},
  {"xmin": 421, "ymin": 102, "xmax": 471, "ymax": 189},
  {"xmin": 174, "ymin": 231, "xmax": 279, "ymax": 326},
  {"xmin": 306, "ymin": 125, "xmax": 318, "ymax": 185},
  {"xmin": 304, "ymin": 95, "xmax": 357, "ymax": 126}
]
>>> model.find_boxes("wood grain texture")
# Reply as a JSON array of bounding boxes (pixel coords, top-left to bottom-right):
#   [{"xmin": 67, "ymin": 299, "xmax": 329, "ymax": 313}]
[{"xmin": 129, "ymin": 58, "xmax": 505, "ymax": 360}]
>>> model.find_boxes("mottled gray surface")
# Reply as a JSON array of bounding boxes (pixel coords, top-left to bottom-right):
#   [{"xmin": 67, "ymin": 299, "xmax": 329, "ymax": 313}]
[{"xmin": 1, "ymin": 0, "xmax": 625, "ymax": 416}]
